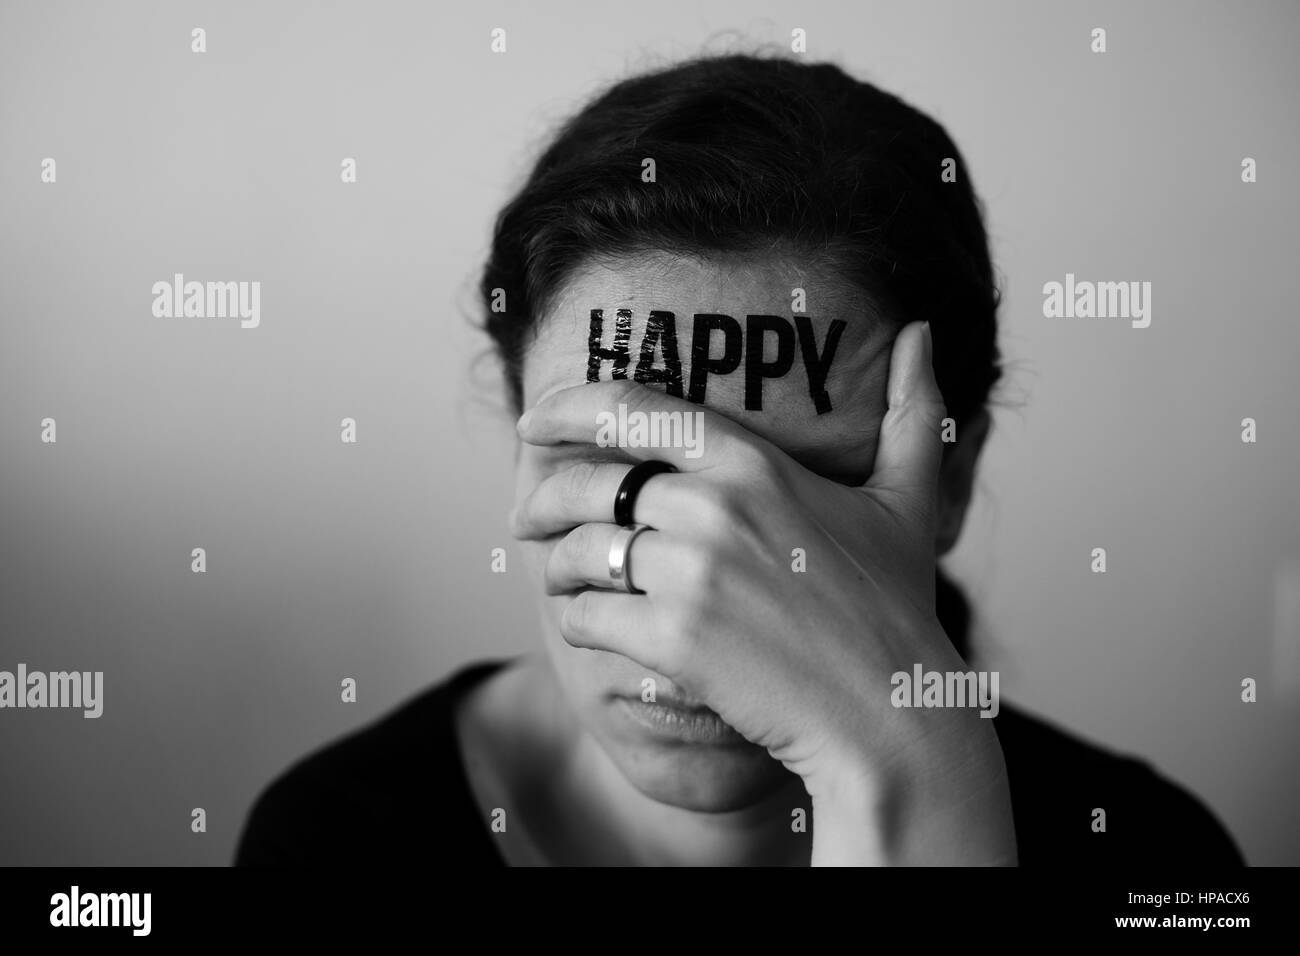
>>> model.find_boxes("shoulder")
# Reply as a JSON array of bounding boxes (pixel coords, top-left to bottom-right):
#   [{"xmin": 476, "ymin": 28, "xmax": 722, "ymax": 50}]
[
  {"xmin": 234, "ymin": 659, "xmax": 510, "ymax": 866},
  {"xmin": 993, "ymin": 704, "xmax": 1244, "ymax": 866}
]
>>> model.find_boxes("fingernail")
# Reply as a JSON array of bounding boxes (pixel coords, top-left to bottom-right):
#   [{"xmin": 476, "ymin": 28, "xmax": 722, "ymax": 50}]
[
  {"xmin": 516, "ymin": 409, "xmax": 533, "ymax": 433},
  {"xmin": 920, "ymin": 321, "xmax": 933, "ymax": 359}
]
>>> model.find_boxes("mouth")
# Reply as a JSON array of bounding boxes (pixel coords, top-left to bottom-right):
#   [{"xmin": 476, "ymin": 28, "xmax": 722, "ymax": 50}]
[{"xmin": 614, "ymin": 696, "xmax": 749, "ymax": 746}]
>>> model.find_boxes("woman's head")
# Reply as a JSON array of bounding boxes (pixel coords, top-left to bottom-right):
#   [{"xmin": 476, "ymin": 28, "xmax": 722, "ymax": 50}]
[{"xmin": 481, "ymin": 53, "xmax": 1003, "ymax": 811}]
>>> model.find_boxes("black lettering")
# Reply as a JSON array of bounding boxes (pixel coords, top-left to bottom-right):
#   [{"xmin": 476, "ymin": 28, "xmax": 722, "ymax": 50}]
[
  {"xmin": 686, "ymin": 313, "xmax": 743, "ymax": 404},
  {"xmin": 587, "ymin": 308, "xmax": 633, "ymax": 382},
  {"xmin": 633, "ymin": 310, "xmax": 684, "ymax": 397},
  {"xmin": 795, "ymin": 315, "xmax": 846, "ymax": 414},
  {"xmin": 743, "ymin": 315, "xmax": 795, "ymax": 411}
]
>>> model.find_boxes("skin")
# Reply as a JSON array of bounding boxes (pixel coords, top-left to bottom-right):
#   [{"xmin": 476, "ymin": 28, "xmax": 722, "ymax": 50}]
[{"xmin": 454, "ymin": 250, "xmax": 1015, "ymax": 865}]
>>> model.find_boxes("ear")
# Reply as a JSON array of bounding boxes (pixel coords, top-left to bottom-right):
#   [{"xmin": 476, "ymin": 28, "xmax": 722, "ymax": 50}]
[{"xmin": 935, "ymin": 408, "xmax": 991, "ymax": 556}]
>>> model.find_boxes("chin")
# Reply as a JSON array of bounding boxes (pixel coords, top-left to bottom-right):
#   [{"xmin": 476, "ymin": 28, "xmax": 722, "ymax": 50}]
[
  {"xmin": 562, "ymin": 661, "xmax": 797, "ymax": 812},
  {"xmin": 602, "ymin": 733, "xmax": 795, "ymax": 812},
  {"xmin": 537, "ymin": 610, "xmax": 799, "ymax": 812}
]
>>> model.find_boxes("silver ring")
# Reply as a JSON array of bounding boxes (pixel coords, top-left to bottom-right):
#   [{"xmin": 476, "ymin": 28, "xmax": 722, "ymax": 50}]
[{"xmin": 608, "ymin": 524, "xmax": 652, "ymax": 594}]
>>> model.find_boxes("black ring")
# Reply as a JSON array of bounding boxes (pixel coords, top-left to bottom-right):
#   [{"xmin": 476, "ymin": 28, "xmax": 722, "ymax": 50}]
[{"xmin": 613, "ymin": 460, "xmax": 677, "ymax": 527}]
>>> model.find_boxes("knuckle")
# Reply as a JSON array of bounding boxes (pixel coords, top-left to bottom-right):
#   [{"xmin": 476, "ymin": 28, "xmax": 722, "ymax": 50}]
[
  {"xmin": 507, "ymin": 502, "xmax": 525, "ymax": 537},
  {"xmin": 561, "ymin": 592, "xmax": 590, "ymax": 639},
  {"xmin": 542, "ymin": 547, "xmax": 567, "ymax": 595},
  {"xmin": 674, "ymin": 541, "xmax": 719, "ymax": 596},
  {"xmin": 919, "ymin": 396, "xmax": 949, "ymax": 427},
  {"xmin": 899, "ymin": 394, "xmax": 948, "ymax": 425},
  {"xmin": 886, "ymin": 396, "xmax": 948, "ymax": 440},
  {"xmin": 730, "ymin": 443, "xmax": 782, "ymax": 485},
  {"xmin": 611, "ymin": 378, "xmax": 652, "ymax": 414},
  {"xmin": 657, "ymin": 607, "xmax": 697, "ymax": 664},
  {"xmin": 689, "ymin": 483, "xmax": 738, "ymax": 538},
  {"xmin": 562, "ymin": 522, "xmax": 597, "ymax": 561},
  {"xmin": 560, "ymin": 461, "xmax": 599, "ymax": 507}
]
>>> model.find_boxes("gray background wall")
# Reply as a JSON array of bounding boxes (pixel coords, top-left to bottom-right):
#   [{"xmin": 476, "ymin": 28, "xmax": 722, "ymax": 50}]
[{"xmin": 2, "ymin": 0, "xmax": 1296, "ymax": 865}]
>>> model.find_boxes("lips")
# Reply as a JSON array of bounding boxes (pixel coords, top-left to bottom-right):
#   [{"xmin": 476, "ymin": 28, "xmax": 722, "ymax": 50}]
[
  {"xmin": 615, "ymin": 696, "xmax": 748, "ymax": 746},
  {"xmin": 641, "ymin": 689, "xmax": 708, "ymax": 710}
]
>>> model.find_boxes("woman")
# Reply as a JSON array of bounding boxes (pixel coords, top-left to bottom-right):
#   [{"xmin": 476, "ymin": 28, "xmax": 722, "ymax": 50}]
[{"xmin": 236, "ymin": 53, "xmax": 1242, "ymax": 866}]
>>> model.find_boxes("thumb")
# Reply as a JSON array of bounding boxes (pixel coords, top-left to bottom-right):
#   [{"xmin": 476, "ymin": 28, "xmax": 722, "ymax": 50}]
[{"xmin": 865, "ymin": 320, "xmax": 947, "ymax": 521}]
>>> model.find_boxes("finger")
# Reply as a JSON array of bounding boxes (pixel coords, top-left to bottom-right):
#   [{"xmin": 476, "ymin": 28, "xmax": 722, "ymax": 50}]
[
  {"xmin": 866, "ymin": 321, "xmax": 947, "ymax": 516},
  {"xmin": 543, "ymin": 522, "xmax": 671, "ymax": 596},
  {"xmin": 516, "ymin": 379, "xmax": 777, "ymax": 475},
  {"xmin": 510, "ymin": 460, "xmax": 686, "ymax": 540},
  {"xmin": 559, "ymin": 589, "xmax": 675, "ymax": 676}
]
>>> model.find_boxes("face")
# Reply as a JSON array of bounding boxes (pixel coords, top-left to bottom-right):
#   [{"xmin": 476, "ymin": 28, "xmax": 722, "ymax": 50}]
[{"xmin": 513, "ymin": 249, "xmax": 905, "ymax": 811}]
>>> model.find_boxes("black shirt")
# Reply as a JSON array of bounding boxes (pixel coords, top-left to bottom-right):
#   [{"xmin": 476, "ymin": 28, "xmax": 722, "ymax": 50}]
[{"xmin": 233, "ymin": 658, "xmax": 1244, "ymax": 867}]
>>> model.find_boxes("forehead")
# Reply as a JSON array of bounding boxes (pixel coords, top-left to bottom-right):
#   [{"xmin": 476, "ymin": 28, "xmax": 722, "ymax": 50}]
[{"xmin": 523, "ymin": 250, "xmax": 896, "ymax": 482}]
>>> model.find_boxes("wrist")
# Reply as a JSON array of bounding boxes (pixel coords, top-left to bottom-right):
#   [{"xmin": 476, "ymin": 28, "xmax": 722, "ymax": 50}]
[
  {"xmin": 806, "ymin": 728, "xmax": 1018, "ymax": 867},
  {"xmin": 808, "ymin": 767, "xmax": 893, "ymax": 866}
]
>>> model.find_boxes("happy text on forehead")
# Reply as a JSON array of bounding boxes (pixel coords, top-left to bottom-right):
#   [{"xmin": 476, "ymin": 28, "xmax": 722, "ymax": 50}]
[{"xmin": 586, "ymin": 309, "xmax": 846, "ymax": 413}]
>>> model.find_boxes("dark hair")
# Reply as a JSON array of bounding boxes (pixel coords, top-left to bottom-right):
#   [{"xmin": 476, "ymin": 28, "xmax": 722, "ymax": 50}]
[{"xmin": 479, "ymin": 53, "xmax": 1003, "ymax": 660}]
